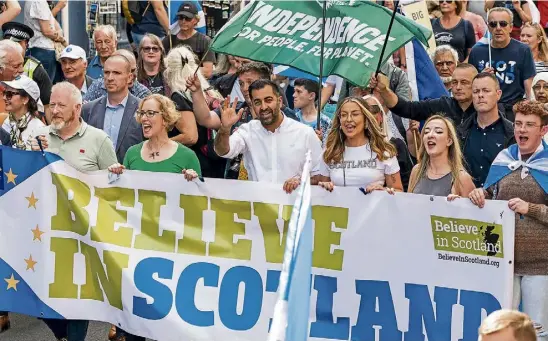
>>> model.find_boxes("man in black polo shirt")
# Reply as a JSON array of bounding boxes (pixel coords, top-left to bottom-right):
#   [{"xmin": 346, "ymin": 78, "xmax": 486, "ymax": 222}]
[
  {"xmin": 162, "ymin": 1, "xmax": 215, "ymax": 78},
  {"xmin": 370, "ymin": 63, "xmax": 479, "ymax": 126},
  {"xmin": 458, "ymin": 72, "xmax": 515, "ymax": 187}
]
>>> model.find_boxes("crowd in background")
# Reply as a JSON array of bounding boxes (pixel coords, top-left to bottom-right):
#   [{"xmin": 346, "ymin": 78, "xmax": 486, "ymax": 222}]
[{"xmin": 0, "ymin": 1, "xmax": 546, "ymax": 341}]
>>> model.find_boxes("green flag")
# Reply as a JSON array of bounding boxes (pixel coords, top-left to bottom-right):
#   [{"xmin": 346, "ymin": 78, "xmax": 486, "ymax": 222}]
[{"xmin": 210, "ymin": 0, "xmax": 432, "ymax": 87}]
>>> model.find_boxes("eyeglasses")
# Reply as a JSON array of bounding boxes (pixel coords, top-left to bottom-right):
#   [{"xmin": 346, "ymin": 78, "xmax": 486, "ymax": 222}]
[
  {"xmin": 177, "ymin": 15, "xmax": 194, "ymax": 21},
  {"xmin": 338, "ymin": 112, "xmax": 361, "ymax": 121},
  {"xmin": 436, "ymin": 61, "xmax": 455, "ymax": 68},
  {"xmin": 142, "ymin": 46, "xmax": 160, "ymax": 53},
  {"xmin": 488, "ymin": 21, "xmax": 510, "ymax": 28},
  {"xmin": 515, "ymin": 121, "xmax": 541, "ymax": 130},
  {"xmin": 2, "ymin": 90, "xmax": 21, "ymax": 100},
  {"xmin": 136, "ymin": 110, "xmax": 161, "ymax": 119}
]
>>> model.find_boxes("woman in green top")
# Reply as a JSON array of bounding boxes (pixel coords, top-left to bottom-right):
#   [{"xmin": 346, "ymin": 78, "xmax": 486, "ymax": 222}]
[
  {"xmin": 107, "ymin": 93, "xmax": 200, "ymax": 341},
  {"xmin": 109, "ymin": 94, "xmax": 201, "ymax": 179}
]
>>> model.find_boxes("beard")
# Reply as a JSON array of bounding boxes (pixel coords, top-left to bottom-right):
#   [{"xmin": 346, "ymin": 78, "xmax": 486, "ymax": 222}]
[
  {"xmin": 441, "ymin": 76, "xmax": 453, "ymax": 84},
  {"xmin": 51, "ymin": 112, "xmax": 76, "ymax": 131},
  {"xmin": 258, "ymin": 102, "xmax": 281, "ymax": 126}
]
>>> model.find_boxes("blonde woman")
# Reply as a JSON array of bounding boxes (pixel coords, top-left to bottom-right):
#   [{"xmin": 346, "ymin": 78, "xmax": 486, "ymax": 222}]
[
  {"xmin": 520, "ymin": 22, "xmax": 548, "ymax": 73},
  {"xmin": 164, "ymin": 45, "xmax": 226, "ymax": 178},
  {"xmin": 408, "ymin": 115, "xmax": 475, "ymax": 198},
  {"xmin": 314, "ymin": 96, "xmax": 403, "ymax": 193},
  {"xmin": 137, "ymin": 33, "xmax": 167, "ymax": 95}
]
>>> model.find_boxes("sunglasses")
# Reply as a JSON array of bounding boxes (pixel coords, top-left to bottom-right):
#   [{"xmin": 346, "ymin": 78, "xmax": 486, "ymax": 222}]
[
  {"xmin": 488, "ymin": 21, "xmax": 510, "ymax": 28},
  {"xmin": 142, "ymin": 46, "xmax": 160, "ymax": 53},
  {"xmin": 2, "ymin": 90, "xmax": 21, "ymax": 100},
  {"xmin": 177, "ymin": 15, "xmax": 194, "ymax": 21},
  {"xmin": 440, "ymin": 0, "xmax": 454, "ymax": 3},
  {"xmin": 137, "ymin": 110, "xmax": 161, "ymax": 119}
]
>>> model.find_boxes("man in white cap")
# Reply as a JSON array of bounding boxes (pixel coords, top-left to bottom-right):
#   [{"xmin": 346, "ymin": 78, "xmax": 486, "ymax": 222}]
[
  {"xmin": 1, "ymin": 74, "xmax": 45, "ymax": 150},
  {"xmin": 60, "ymin": 45, "xmax": 94, "ymax": 97}
]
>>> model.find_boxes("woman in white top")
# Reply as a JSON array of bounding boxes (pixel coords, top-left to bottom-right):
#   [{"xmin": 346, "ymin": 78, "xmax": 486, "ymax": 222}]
[
  {"xmin": 314, "ymin": 96, "xmax": 403, "ymax": 193},
  {"xmin": 1, "ymin": 75, "xmax": 45, "ymax": 150}
]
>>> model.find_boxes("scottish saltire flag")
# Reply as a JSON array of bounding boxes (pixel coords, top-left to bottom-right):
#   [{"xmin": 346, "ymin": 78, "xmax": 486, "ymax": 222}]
[
  {"xmin": 268, "ymin": 152, "xmax": 313, "ymax": 341},
  {"xmin": 405, "ymin": 38, "xmax": 449, "ymax": 101},
  {"xmin": 169, "ymin": 0, "xmax": 206, "ymax": 35},
  {"xmin": 484, "ymin": 140, "xmax": 548, "ymax": 194}
]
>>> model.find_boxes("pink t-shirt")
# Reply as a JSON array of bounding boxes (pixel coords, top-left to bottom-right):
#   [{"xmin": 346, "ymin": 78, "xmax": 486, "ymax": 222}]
[{"xmin": 462, "ymin": 11, "xmax": 487, "ymax": 42}]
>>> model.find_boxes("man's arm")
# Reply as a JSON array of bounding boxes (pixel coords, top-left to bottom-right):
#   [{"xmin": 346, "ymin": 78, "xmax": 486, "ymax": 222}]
[
  {"xmin": 150, "ymin": 1, "xmax": 170, "ymax": 36},
  {"xmin": 214, "ymin": 126, "xmax": 232, "ymax": 157},
  {"xmin": 525, "ymin": 77, "xmax": 534, "ymax": 99},
  {"xmin": 0, "ymin": 0, "xmax": 21, "ymax": 26},
  {"xmin": 371, "ymin": 73, "xmax": 444, "ymax": 121},
  {"xmin": 320, "ymin": 83, "xmax": 335, "ymax": 109},
  {"xmin": 97, "ymin": 136, "xmax": 119, "ymax": 170}
]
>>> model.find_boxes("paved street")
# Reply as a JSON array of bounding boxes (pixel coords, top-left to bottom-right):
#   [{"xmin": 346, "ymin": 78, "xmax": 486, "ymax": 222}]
[{"xmin": 0, "ymin": 314, "xmax": 152, "ymax": 341}]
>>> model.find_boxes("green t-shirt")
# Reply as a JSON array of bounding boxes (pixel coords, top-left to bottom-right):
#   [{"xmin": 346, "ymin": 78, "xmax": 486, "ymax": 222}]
[{"xmin": 123, "ymin": 142, "xmax": 202, "ymax": 176}]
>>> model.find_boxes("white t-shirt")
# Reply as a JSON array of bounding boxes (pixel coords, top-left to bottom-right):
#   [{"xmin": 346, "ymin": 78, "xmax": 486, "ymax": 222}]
[
  {"xmin": 24, "ymin": 0, "xmax": 55, "ymax": 50},
  {"xmin": 319, "ymin": 144, "xmax": 400, "ymax": 187},
  {"xmin": 324, "ymin": 75, "xmax": 344, "ymax": 102},
  {"xmin": 2, "ymin": 115, "xmax": 46, "ymax": 150}
]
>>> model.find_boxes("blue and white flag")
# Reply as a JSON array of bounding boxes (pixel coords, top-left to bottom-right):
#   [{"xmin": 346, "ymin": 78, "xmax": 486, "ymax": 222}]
[
  {"xmin": 169, "ymin": 0, "xmax": 206, "ymax": 35},
  {"xmin": 268, "ymin": 151, "xmax": 313, "ymax": 341},
  {"xmin": 484, "ymin": 140, "xmax": 548, "ymax": 194},
  {"xmin": 273, "ymin": 65, "xmax": 327, "ymax": 82},
  {"xmin": 475, "ymin": 30, "xmax": 492, "ymax": 46},
  {"xmin": 405, "ymin": 38, "xmax": 449, "ymax": 101}
]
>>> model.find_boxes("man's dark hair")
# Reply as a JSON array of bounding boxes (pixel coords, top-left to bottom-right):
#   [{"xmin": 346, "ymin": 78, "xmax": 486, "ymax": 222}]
[
  {"xmin": 294, "ymin": 78, "xmax": 319, "ymax": 101},
  {"xmin": 249, "ymin": 79, "xmax": 281, "ymax": 100},
  {"xmin": 473, "ymin": 72, "xmax": 500, "ymax": 89},
  {"xmin": 236, "ymin": 61, "xmax": 270, "ymax": 80}
]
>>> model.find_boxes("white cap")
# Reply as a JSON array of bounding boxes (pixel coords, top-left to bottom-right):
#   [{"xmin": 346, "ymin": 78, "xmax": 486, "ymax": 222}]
[
  {"xmin": 59, "ymin": 45, "xmax": 87, "ymax": 61},
  {"xmin": 2, "ymin": 74, "xmax": 40, "ymax": 101}
]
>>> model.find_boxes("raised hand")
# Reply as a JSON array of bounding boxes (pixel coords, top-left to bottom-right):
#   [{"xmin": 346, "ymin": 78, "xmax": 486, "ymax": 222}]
[
  {"xmin": 185, "ymin": 74, "xmax": 202, "ymax": 93},
  {"xmin": 219, "ymin": 96, "xmax": 244, "ymax": 130}
]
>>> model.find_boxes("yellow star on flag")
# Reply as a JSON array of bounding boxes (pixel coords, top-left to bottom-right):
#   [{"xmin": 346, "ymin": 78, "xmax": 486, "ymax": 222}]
[
  {"xmin": 31, "ymin": 225, "xmax": 45, "ymax": 242},
  {"xmin": 26, "ymin": 192, "xmax": 39, "ymax": 209},
  {"xmin": 4, "ymin": 274, "xmax": 19, "ymax": 291},
  {"xmin": 24, "ymin": 255, "xmax": 37, "ymax": 271},
  {"xmin": 4, "ymin": 168, "xmax": 17, "ymax": 185}
]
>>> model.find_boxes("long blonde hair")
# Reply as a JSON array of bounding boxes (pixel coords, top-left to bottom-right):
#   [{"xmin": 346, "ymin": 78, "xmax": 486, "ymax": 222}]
[
  {"xmin": 323, "ymin": 96, "xmax": 396, "ymax": 165},
  {"xmin": 522, "ymin": 22, "xmax": 548, "ymax": 63},
  {"xmin": 163, "ymin": 46, "xmax": 223, "ymax": 103},
  {"xmin": 408, "ymin": 115, "xmax": 467, "ymax": 193}
]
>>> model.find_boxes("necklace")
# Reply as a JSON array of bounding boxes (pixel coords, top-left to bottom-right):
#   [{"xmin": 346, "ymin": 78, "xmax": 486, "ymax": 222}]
[
  {"xmin": 147, "ymin": 73, "xmax": 159, "ymax": 84},
  {"xmin": 147, "ymin": 140, "xmax": 169, "ymax": 159}
]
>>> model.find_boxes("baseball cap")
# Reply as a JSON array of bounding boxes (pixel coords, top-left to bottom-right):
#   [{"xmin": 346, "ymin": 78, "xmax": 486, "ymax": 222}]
[
  {"xmin": 176, "ymin": 1, "xmax": 198, "ymax": 18},
  {"xmin": 2, "ymin": 75, "xmax": 40, "ymax": 101},
  {"xmin": 1, "ymin": 22, "xmax": 34, "ymax": 42},
  {"xmin": 59, "ymin": 45, "xmax": 87, "ymax": 61}
]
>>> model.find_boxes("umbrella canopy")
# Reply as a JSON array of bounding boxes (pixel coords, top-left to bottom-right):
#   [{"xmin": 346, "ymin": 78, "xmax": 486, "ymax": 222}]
[{"xmin": 210, "ymin": 0, "xmax": 432, "ymax": 87}]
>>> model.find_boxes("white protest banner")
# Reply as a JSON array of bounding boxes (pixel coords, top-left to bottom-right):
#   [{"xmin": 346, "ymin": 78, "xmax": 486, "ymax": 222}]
[{"xmin": 0, "ymin": 148, "xmax": 515, "ymax": 341}]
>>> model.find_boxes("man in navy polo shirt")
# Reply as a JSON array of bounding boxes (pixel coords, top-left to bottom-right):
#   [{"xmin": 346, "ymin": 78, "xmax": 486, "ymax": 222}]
[{"xmin": 457, "ymin": 72, "xmax": 515, "ymax": 187}]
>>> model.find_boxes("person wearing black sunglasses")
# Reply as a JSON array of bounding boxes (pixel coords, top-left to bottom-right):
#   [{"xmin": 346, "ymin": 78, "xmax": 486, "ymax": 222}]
[
  {"xmin": 468, "ymin": 7, "xmax": 536, "ymax": 122},
  {"xmin": 136, "ymin": 33, "xmax": 167, "ymax": 95},
  {"xmin": 485, "ymin": 0, "xmax": 532, "ymax": 40}
]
